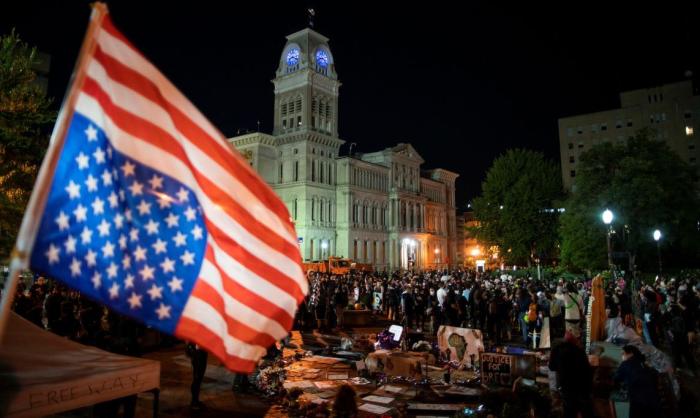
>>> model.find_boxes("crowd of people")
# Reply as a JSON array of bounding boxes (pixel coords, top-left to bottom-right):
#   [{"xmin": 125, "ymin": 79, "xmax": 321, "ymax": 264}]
[{"xmin": 5, "ymin": 267, "xmax": 700, "ymax": 415}]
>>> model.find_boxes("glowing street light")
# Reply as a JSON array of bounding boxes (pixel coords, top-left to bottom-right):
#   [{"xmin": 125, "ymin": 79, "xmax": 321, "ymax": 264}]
[
  {"xmin": 653, "ymin": 229, "xmax": 662, "ymax": 275},
  {"xmin": 602, "ymin": 209, "xmax": 614, "ymax": 269}
]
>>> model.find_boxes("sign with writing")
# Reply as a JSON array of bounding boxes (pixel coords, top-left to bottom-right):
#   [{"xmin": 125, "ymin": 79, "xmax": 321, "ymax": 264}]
[
  {"xmin": 437, "ymin": 326, "xmax": 484, "ymax": 367},
  {"xmin": 480, "ymin": 352, "xmax": 537, "ymax": 386}
]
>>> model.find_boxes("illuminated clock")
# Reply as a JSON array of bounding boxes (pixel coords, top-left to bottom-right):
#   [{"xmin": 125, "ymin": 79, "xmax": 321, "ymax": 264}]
[
  {"xmin": 286, "ymin": 48, "xmax": 300, "ymax": 67},
  {"xmin": 315, "ymin": 49, "xmax": 329, "ymax": 68}
]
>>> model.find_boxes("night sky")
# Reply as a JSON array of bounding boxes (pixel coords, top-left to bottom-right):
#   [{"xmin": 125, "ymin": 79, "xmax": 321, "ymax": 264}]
[{"xmin": 3, "ymin": 2, "xmax": 698, "ymax": 207}]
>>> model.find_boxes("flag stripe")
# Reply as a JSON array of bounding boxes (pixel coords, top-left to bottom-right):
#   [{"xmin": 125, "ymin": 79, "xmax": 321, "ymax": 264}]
[
  {"xmin": 74, "ymin": 87, "xmax": 307, "ymax": 298},
  {"xmin": 89, "ymin": 47, "xmax": 298, "ymax": 247},
  {"xmin": 179, "ymin": 296, "xmax": 267, "ymax": 361},
  {"xmin": 190, "ymin": 279, "xmax": 277, "ymax": 348},
  {"xmin": 78, "ymin": 66, "xmax": 303, "ymax": 290},
  {"xmin": 36, "ymin": 12, "xmax": 310, "ymax": 373},
  {"xmin": 175, "ymin": 316, "xmax": 257, "ymax": 372},
  {"xmin": 197, "ymin": 256, "xmax": 289, "ymax": 338},
  {"xmin": 94, "ymin": 23, "xmax": 294, "ymax": 230},
  {"xmin": 208, "ymin": 239, "xmax": 299, "ymax": 318},
  {"xmin": 202, "ymin": 247, "xmax": 295, "ymax": 329}
]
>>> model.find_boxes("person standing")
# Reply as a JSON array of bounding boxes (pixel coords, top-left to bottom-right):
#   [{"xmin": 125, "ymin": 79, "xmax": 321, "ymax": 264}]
[
  {"xmin": 614, "ymin": 345, "xmax": 662, "ymax": 418},
  {"xmin": 561, "ymin": 283, "xmax": 583, "ymax": 338},
  {"xmin": 401, "ymin": 285, "xmax": 415, "ymax": 329},
  {"xmin": 516, "ymin": 288, "xmax": 532, "ymax": 344},
  {"xmin": 186, "ymin": 342, "xmax": 208, "ymax": 409},
  {"xmin": 548, "ymin": 332, "xmax": 594, "ymax": 418},
  {"xmin": 334, "ymin": 285, "xmax": 349, "ymax": 330}
]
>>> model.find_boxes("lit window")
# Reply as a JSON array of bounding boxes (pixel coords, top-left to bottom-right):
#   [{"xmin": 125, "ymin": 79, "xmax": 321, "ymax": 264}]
[{"xmin": 686, "ymin": 126, "xmax": 694, "ymax": 136}]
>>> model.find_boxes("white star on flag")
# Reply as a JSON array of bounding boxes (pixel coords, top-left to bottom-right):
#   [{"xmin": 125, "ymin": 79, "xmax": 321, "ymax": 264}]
[
  {"xmin": 73, "ymin": 204, "xmax": 88, "ymax": 222},
  {"xmin": 147, "ymin": 284, "xmax": 163, "ymax": 301},
  {"xmin": 133, "ymin": 245, "xmax": 147, "ymax": 261},
  {"xmin": 127, "ymin": 292, "xmax": 142, "ymax": 309},
  {"xmin": 148, "ymin": 174, "xmax": 163, "ymax": 190},
  {"xmin": 137, "ymin": 200, "xmax": 151, "ymax": 216},
  {"xmin": 75, "ymin": 152, "xmax": 90, "ymax": 169},
  {"xmin": 184, "ymin": 206, "xmax": 196, "ymax": 221},
  {"xmin": 93, "ymin": 147, "xmax": 106, "ymax": 164},
  {"xmin": 152, "ymin": 239, "xmax": 167, "ymax": 254},
  {"xmin": 176, "ymin": 187, "xmax": 189, "ymax": 202},
  {"xmin": 102, "ymin": 241, "xmax": 115, "ymax": 258},
  {"xmin": 65, "ymin": 181, "xmax": 81, "ymax": 199},
  {"xmin": 85, "ymin": 249, "xmax": 97, "ymax": 267},
  {"xmin": 168, "ymin": 277, "xmax": 184, "ymax": 293},
  {"xmin": 180, "ymin": 250, "xmax": 195, "ymax": 266},
  {"xmin": 106, "ymin": 262, "xmax": 119, "ymax": 279},
  {"xmin": 191, "ymin": 225, "xmax": 203, "ymax": 240},
  {"xmin": 92, "ymin": 197, "xmax": 105, "ymax": 215},
  {"xmin": 97, "ymin": 219, "xmax": 111, "ymax": 237},
  {"xmin": 101, "ymin": 169, "xmax": 113, "ymax": 186},
  {"xmin": 172, "ymin": 231, "xmax": 187, "ymax": 247},
  {"xmin": 129, "ymin": 180, "xmax": 144, "ymax": 196},
  {"xmin": 160, "ymin": 257, "xmax": 175, "ymax": 273},
  {"xmin": 109, "ymin": 282, "xmax": 120, "ymax": 299},
  {"xmin": 108, "ymin": 191, "xmax": 119, "ymax": 208},
  {"xmin": 70, "ymin": 258, "xmax": 82, "ymax": 277},
  {"xmin": 139, "ymin": 264, "xmax": 155, "ymax": 281},
  {"xmin": 122, "ymin": 254, "xmax": 132, "ymax": 269},
  {"xmin": 80, "ymin": 226, "xmax": 93, "ymax": 244},
  {"xmin": 64, "ymin": 235, "xmax": 77, "ymax": 254},
  {"xmin": 45, "ymin": 244, "xmax": 60, "ymax": 264},
  {"xmin": 129, "ymin": 227, "xmax": 140, "ymax": 242},
  {"xmin": 55, "ymin": 211, "xmax": 70, "ymax": 231},
  {"xmin": 155, "ymin": 303, "xmax": 171, "ymax": 320},
  {"xmin": 165, "ymin": 213, "xmax": 179, "ymax": 228},
  {"xmin": 121, "ymin": 160, "xmax": 136, "ymax": 177},
  {"xmin": 125, "ymin": 274, "xmax": 135, "ymax": 289},
  {"xmin": 91, "ymin": 271, "xmax": 102, "ymax": 289},
  {"xmin": 85, "ymin": 124, "xmax": 98, "ymax": 141},
  {"xmin": 144, "ymin": 219, "xmax": 159, "ymax": 235}
]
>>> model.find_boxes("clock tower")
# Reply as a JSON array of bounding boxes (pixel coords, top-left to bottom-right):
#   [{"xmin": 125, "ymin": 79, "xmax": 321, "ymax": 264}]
[{"xmin": 273, "ymin": 28, "xmax": 341, "ymax": 137}]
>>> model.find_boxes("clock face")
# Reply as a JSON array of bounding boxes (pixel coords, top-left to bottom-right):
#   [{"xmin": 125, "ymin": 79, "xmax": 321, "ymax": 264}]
[
  {"xmin": 286, "ymin": 48, "xmax": 300, "ymax": 67},
  {"xmin": 315, "ymin": 49, "xmax": 329, "ymax": 68}
]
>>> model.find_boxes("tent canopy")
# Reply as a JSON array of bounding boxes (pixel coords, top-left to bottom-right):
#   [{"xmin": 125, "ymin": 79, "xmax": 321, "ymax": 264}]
[{"xmin": 0, "ymin": 312, "xmax": 160, "ymax": 418}]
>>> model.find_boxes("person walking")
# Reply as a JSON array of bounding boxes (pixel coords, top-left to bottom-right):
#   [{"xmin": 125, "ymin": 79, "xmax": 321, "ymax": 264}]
[{"xmin": 186, "ymin": 342, "xmax": 208, "ymax": 409}]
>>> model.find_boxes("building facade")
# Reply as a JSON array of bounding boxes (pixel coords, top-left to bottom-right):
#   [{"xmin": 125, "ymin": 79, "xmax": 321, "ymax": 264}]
[
  {"xmin": 558, "ymin": 80, "xmax": 700, "ymax": 191},
  {"xmin": 227, "ymin": 28, "xmax": 460, "ymax": 271}
]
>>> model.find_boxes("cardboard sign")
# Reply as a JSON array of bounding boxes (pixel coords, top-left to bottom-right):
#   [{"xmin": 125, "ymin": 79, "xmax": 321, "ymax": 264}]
[
  {"xmin": 480, "ymin": 352, "xmax": 537, "ymax": 386},
  {"xmin": 437, "ymin": 326, "xmax": 484, "ymax": 367}
]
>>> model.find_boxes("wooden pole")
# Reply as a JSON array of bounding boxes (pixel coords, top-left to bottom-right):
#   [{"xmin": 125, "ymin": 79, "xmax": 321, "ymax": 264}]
[{"xmin": 0, "ymin": 2, "xmax": 109, "ymax": 343}]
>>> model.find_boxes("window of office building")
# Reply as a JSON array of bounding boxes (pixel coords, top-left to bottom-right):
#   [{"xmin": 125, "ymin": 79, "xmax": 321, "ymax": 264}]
[
  {"xmin": 570, "ymin": 170, "xmax": 576, "ymax": 177},
  {"xmin": 686, "ymin": 126, "xmax": 694, "ymax": 136}
]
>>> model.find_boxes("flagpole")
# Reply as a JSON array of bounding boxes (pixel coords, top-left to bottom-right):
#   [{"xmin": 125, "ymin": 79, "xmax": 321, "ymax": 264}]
[{"xmin": 0, "ymin": 2, "xmax": 109, "ymax": 343}]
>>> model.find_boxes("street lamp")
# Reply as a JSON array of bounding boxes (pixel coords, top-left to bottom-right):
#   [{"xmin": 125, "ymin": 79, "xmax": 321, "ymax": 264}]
[
  {"xmin": 602, "ymin": 209, "xmax": 614, "ymax": 269},
  {"xmin": 653, "ymin": 229, "xmax": 662, "ymax": 275}
]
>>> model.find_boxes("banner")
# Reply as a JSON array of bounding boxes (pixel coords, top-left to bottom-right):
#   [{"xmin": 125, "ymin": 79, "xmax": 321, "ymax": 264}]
[{"xmin": 436, "ymin": 326, "xmax": 484, "ymax": 367}]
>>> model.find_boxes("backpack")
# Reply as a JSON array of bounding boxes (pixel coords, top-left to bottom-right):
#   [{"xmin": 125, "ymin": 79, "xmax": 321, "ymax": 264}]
[
  {"xmin": 550, "ymin": 299, "xmax": 562, "ymax": 317},
  {"xmin": 528, "ymin": 302, "xmax": 538, "ymax": 322}
]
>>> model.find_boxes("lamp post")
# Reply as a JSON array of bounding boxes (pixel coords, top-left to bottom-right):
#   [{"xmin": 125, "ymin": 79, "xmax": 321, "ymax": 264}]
[
  {"xmin": 434, "ymin": 248, "xmax": 440, "ymax": 269},
  {"xmin": 653, "ymin": 229, "xmax": 662, "ymax": 275},
  {"xmin": 602, "ymin": 209, "xmax": 614, "ymax": 269}
]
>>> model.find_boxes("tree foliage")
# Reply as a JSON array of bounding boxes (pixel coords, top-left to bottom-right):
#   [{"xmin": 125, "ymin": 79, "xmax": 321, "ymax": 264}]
[
  {"xmin": 560, "ymin": 128, "xmax": 699, "ymax": 271},
  {"xmin": 0, "ymin": 30, "xmax": 55, "ymax": 260},
  {"xmin": 471, "ymin": 149, "xmax": 562, "ymax": 266}
]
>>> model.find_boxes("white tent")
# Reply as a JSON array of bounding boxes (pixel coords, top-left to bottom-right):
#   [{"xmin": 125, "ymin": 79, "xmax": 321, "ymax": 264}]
[{"xmin": 0, "ymin": 312, "xmax": 160, "ymax": 418}]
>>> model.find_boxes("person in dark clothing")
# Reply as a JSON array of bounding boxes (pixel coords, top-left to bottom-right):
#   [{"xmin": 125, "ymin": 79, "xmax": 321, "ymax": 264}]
[
  {"xmin": 548, "ymin": 332, "xmax": 594, "ymax": 418},
  {"xmin": 334, "ymin": 286, "xmax": 349, "ymax": 330},
  {"xmin": 516, "ymin": 288, "xmax": 532, "ymax": 344},
  {"xmin": 187, "ymin": 342, "xmax": 208, "ymax": 409},
  {"xmin": 664, "ymin": 299, "xmax": 696, "ymax": 374},
  {"xmin": 401, "ymin": 286, "xmax": 415, "ymax": 329},
  {"xmin": 614, "ymin": 345, "xmax": 663, "ymax": 418}
]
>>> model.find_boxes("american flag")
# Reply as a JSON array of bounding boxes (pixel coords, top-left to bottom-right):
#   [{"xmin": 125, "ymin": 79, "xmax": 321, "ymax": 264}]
[{"xmin": 25, "ymin": 4, "xmax": 306, "ymax": 372}]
